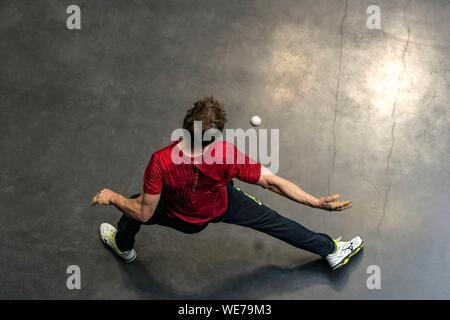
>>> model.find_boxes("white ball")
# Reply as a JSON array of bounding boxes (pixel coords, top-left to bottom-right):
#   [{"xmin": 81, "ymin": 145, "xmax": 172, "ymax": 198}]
[{"xmin": 250, "ymin": 115, "xmax": 262, "ymax": 127}]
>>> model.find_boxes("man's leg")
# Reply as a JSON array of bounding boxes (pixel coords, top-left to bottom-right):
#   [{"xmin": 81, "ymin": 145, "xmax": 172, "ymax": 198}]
[
  {"xmin": 115, "ymin": 193, "xmax": 143, "ymax": 251},
  {"xmin": 115, "ymin": 193, "xmax": 208, "ymax": 252},
  {"xmin": 217, "ymin": 185, "xmax": 335, "ymax": 257},
  {"xmin": 115, "ymin": 214, "xmax": 142, "ymax": 252}
]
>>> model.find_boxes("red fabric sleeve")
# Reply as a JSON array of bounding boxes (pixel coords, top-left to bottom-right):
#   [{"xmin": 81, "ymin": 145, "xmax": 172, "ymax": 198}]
[
  {"xmin": 230, "ymin": 143, "xmax": 261, "ymax": 184},
  {"xmin": 143, "ymin": 153, "xmax": 163, "ymax": 195}
]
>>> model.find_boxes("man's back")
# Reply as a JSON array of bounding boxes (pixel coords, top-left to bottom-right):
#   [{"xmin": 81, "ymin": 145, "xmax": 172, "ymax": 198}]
[{"xmin": 143, "ymin": 140, "xmax": 261, "ymax": 225}]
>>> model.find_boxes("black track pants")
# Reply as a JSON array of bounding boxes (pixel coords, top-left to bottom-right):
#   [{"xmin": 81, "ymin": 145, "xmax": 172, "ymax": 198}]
[{"xmin": 116, "ymin": 182, "xmax": 335, "ymax": 257}]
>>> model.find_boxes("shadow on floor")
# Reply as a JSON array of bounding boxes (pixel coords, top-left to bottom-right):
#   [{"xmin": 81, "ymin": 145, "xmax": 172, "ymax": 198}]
[
  {"xmin": 116, "ymin": 249, "xmax": 365, "ymax": 299},
  {"xmin": 193, "ymin": 250, "xmax": 364, "ymax": 299}
]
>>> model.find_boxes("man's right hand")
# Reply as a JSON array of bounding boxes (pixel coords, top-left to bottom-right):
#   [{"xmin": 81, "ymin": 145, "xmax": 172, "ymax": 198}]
[{"xmin": 92, "ymin": 188, "xmax": 117, "ymax": 206}]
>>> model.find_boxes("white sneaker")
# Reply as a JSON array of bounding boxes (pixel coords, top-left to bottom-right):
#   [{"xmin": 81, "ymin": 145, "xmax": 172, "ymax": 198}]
[
  {"xmin": 326, "ymin": 236, "xmax": 364, "ymax": 270},
  {"xmin": 99, "ymin": 223, "xmax": 136, "ymax": 262}
]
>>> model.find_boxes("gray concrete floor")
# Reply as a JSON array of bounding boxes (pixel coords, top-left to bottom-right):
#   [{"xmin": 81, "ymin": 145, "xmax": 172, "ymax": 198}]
[{"xmin": 1, "ymin": 0, "xmax": 449, "ymax": 299}]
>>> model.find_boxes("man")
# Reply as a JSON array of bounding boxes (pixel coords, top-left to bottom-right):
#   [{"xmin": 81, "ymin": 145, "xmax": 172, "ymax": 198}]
[{"xmin": 92, "ymin": 96, "xmax": 363, "ymax": 270}]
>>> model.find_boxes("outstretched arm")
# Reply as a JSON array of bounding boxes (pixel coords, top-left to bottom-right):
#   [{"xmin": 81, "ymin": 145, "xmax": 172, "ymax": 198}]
[
  {"xmin": 256, "ymin": 166, "xmax": 352, "ymax": 211},
  {"xmin": 92, "ymin": 187, "xmax": 160, "ymax": 223}
]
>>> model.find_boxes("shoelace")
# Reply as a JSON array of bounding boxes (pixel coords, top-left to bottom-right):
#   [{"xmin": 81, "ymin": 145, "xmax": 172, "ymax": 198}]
[
  {"xmin": 344, "ymin": 241, "xmax": 354, "ymax": 251},
  {"xmin": 335, "ymin": 237, "xmax": 353, "ymax": 252}
]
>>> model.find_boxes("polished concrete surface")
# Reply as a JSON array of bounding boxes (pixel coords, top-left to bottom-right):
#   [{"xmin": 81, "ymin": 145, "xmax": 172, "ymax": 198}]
[{"xmin": 1, "ymin": 0, "xmax": 449, "ymax": 299}]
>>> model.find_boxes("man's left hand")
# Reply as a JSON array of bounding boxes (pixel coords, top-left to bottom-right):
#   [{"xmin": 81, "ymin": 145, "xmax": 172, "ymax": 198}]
[{"xmin": 317, "ymin": 194, "xmax": 352, "ymax": 211}]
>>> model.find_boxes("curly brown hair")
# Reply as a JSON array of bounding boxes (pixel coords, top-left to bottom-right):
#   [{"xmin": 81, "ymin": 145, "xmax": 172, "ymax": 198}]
[{"xmin": 182, "ymin": 96, "xmax": 227, "ymax": 145}]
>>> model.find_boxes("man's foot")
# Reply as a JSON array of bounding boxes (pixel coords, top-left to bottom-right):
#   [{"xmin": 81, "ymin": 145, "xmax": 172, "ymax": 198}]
[
  {"xmin": 325, "ymin": 236, "xmax": 364, "ymax": 270},
  {"xmin": 99, "ymin": 223, "xmax": 136, "ymax": 262}
]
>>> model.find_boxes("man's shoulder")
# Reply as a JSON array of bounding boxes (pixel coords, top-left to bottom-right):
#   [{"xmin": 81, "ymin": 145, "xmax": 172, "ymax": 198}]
[
  {"xmin": 150, "ymin": 141, "xmax": 179, "ymax": 163},
  {"xmin": 155, "ymin": 141, "xmax": 178, "ymax": 154}
]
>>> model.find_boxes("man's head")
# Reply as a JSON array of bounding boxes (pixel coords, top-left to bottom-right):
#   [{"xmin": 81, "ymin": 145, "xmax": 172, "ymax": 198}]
[{"xmin": 183, "ymin": 96, "xmax": 227, "ymax": 146}]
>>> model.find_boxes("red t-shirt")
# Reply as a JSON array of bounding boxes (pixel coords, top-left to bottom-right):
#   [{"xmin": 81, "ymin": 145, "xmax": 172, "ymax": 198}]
[{"xmin": 143, "ymin": 140, "xmax": 261, "ymax": 225}]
